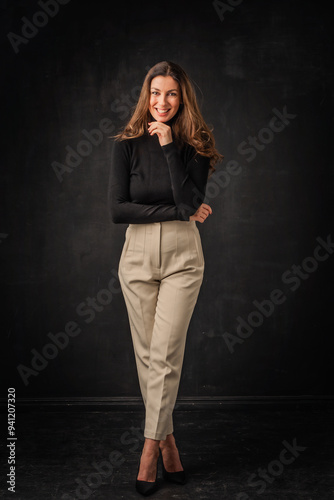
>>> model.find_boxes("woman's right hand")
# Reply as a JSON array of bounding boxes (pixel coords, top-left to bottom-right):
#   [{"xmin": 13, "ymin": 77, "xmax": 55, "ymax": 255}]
[{"xmin": 189, "ymin": 203, "xmax": 212, "ymax": 223}]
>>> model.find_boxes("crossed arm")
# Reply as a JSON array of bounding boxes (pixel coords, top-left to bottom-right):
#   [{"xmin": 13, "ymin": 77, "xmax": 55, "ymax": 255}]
[{"xmin": 109, "ymin": 122, "xmax": 212, "ymax": 224}]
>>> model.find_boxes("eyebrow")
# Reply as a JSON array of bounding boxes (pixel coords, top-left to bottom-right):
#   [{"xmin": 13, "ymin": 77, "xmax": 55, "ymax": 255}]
[{"xmin": 151, "ymin": 87, "xmax": 179, "ymax": 92}]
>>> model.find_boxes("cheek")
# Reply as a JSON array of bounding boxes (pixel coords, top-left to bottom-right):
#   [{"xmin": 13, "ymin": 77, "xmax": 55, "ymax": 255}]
[{"xmin": 172, "ymin": 98, "xmax": 180, "ymax": 109}]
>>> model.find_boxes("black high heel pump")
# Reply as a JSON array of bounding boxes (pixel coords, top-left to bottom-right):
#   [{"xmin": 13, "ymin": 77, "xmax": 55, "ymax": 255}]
[
  {"xmin": 135, "ymin": 453, "xmax": 159, "ymax": 496},
  {"xmin": 159, "ymin": 448, "xmax": 187, "ymax": 485}
]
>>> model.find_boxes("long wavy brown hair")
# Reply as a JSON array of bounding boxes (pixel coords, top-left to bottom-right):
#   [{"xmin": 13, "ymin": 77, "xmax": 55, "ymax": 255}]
[{"xmin": 113, "ymin": 61, "xmax": 223, "ymax": 176}]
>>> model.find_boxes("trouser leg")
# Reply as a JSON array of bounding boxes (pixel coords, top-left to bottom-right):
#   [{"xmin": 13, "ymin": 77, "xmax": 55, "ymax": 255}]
[
  {"xmin": 144, "ymin": 266, "xmax": 203, "ymax": 440},
  {"xmin": 118, "ymin": 269, "xmax": 159, "ymax": 408}
]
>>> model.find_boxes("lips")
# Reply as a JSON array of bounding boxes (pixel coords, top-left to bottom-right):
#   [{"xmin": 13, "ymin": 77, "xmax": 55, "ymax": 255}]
[{"xmin": 155, "ymin": 108, "xmax": 170, "ymax": 114}]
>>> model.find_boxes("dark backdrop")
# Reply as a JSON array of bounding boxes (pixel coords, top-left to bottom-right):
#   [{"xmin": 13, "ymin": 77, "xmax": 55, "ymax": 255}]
[{"xmin": 1, "ymin": 0, "xmax": 333, "ymax": 402}]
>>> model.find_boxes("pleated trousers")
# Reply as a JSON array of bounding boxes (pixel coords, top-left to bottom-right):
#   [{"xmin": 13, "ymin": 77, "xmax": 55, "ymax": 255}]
[{"xmin": 118, "ymin": 220, "xmax": 204, "ymax": 440}]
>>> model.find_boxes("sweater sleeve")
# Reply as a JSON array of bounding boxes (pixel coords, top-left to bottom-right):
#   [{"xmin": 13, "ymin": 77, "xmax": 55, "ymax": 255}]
[
  {"xmin": 108, "ymin": 139, "xmax": 187, "ymax": 224},
  {"xmin": 161, "ymin": 141, "xmax": 211, "ymax": 220}
]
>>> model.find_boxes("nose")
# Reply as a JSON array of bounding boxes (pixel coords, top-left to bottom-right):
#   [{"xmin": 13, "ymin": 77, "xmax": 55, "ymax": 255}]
[{"xmin": 158, "ymin": 93, "xmax": 168, "ymax": 105}]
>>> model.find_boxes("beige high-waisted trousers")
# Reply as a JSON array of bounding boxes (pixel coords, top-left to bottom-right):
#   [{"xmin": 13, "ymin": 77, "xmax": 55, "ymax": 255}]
[{"xmin": 118, "ymin": 220, "xmax": 204, "ymax": 440}]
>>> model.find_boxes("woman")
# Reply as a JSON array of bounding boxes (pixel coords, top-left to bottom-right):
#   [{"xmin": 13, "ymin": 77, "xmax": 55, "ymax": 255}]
[{"xmin": 108, "ymin": 61, "xmax": 222, "ymax": 496}]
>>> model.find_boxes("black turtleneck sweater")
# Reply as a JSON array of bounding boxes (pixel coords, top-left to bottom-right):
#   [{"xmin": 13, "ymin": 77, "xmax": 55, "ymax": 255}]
[{"xmin": 108, "ymin": 131, "xmax": 210, "ymax": 224}]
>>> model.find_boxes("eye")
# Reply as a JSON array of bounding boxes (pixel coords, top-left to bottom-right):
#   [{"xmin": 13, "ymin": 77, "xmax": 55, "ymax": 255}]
[
  {"xmin": 151, "ymin": 91, "xmax": 159, "ymax": 95},
  {"xmin": 169, "ymin": 92, "xmax": 177, "ymax": 96}
]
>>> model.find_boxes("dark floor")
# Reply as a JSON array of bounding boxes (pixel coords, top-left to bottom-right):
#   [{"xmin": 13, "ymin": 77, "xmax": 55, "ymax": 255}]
[{"xmin": 1, "ymin": 404, "xmax": 334, "ymax": 500}]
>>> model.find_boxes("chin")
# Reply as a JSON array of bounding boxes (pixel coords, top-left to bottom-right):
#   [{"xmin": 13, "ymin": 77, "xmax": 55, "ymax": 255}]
[{"xmin": 156, "ymin": 116, "xmax": 170, "ymax": 122}]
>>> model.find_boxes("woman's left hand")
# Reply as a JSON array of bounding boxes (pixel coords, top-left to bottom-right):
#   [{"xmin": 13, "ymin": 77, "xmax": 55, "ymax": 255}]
[
  {"xmin": 148, "ymin": 121, "xmax": 173, "ymax": 146},
  {"xmin": 189, "ymin": 203, "xmax": 213, "ymax": 223}
]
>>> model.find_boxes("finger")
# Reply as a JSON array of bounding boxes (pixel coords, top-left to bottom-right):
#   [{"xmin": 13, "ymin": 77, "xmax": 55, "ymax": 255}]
[
  {"xmin": 199, "ymin": 207, "xmax": 210, "ymax": 217},
  {"xmin": 201, "ymin": 203, "xmax": 213, "ymax": 214},
  {"xmin": 149, "ymin": 122, "xmax": 169, "ymax": 132},
  {"xmin": 148, "ymin": 124, "xmax": 161, "ymax": 135},
  {"xmin": 148, "ymin": 125, "xmax": 162, "ymax": 135},
  {"xmin": 200, "ymin": 209, "xmax": 210, "ymax": 219},
  {"xmin": 201, "ymin": 203, "xmax": 212, "ymax": 213}
]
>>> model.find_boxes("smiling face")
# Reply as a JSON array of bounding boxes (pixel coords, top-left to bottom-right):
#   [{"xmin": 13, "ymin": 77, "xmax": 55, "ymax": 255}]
[{"xmin": 149, "ymin": 75, "xmax": 181, "ymax": 122}]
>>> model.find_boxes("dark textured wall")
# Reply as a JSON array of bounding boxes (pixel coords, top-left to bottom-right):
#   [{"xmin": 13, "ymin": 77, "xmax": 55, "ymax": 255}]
[{"xmin": 2, "ymin": 0, "xmax": 333, "ymax": 400}]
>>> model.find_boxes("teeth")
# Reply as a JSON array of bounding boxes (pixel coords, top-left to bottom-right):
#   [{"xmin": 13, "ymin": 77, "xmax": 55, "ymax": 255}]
[{"xmin": 156, "ymin": 109, "xmax": 169, "ymax": 114}]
